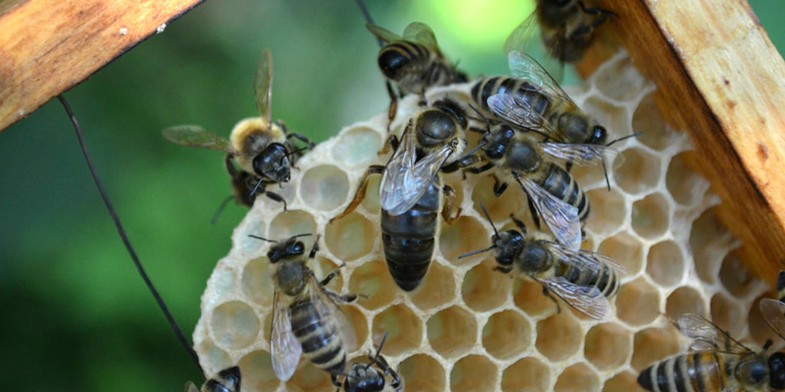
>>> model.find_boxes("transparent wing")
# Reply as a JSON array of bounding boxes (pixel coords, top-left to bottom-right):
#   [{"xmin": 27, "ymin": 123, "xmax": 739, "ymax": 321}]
[
  {"xmin": 270, "ymin": 291, "xmax": 302, "ymax": 381},
  {"xmin": 487, "ymin": 92, "xmax": 545, "ymax": 130},
  {"xmin": 184, "ymin": 382, "xmax": 200, "ymax": 392},
  {"xmin": 541, "ymin": 142, "xmax": 619, "ymax": 168},
  {"xmin": 503, "ymin": 9, "xmax": 565, "ymax": 82},
  {"xmin": 519, "ymin": 176, "xmax": 581, "ymax": 250},
  {"xmin": 538, "ymin": 276, "xmax": 611, "ymax": 320},
  {"xmin": 760, "ymin": 298, "xmax": 785, "ymax": 341},
  {"xmin": 162, "ymin": 126, "xmax": 235, "ymax": 153},
  {"xmin": 545, "ymin": 241, "xmax": 625, "ymax": 275},
  {"xmin": 676, "ymin": 314, "xmax": 752, "ymax": 355},
  {"xmin": 402, "ymin": 22, "xmax": 441, "ymax": 54},
  {"xmin": 307, "ymin": 273, "xmax": 357, "ymax": 353},
  {"xmin": 508, "ymin": 51, "xmax": 576, "ymax": 108},
  {"xmin": 255, "ymin": 48, "xmax": 273, "ymax": 122},
  {"xmin": 366, "ymin": 23, "xmax": 401, "ymax": 45}
]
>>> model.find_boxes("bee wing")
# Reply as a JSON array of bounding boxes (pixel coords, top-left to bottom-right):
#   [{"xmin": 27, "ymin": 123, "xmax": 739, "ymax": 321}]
[
  {"xmin": 538, "ymin": 276, "xmax": 611, "ymax": 320},
  {"xmin": 503, "ymin": 8, "xmax": 565, "ymax": 82},
  {"xmin": 270, "ymin": 291, "xmax": 302, "ymax": 382},
  {"xmin": 162, "ymin": 126, "xmax": 236, "ymax": 154},
  {"xmin": 487, "ymin": 92, "xmax": 545, "ymax": 130},
  {"xmin": 545, "ymin": 241, "xmax": 625, "ymax": 275},
  {"xmin": 508, "ymin": 51, "xmax": 576, "ymax": 108},
  {"xmin": 759, "ymin": 298, "xmax": 785, "ymax": 342},
  {"xmin": 402, "ymin": 22, "xmax": 441, "ymax": 55},
  {"xmin": 675, "ymin": 313, "xmax": 753, "ymax": 355},
  {"xmin": 541, "ymin": 142, "xmax": 620, "ymax": 168},
  {"xmin": 307, "ymin": 273, "xmax": 358, "ymax": 352},
  {"xmin": 519, "ymin": 176, "xmax": 581, "ymax": 250},
  {"xmin": 184, "ymin": 382, "xmax": 200, "ymax": 392},
  {"xmin": 255, "ymin": 48, "xmax": 273, "ymax": 123},
  {"xmin": 366, "ymin": 23, "xmax": 401, "ymax": 45}
]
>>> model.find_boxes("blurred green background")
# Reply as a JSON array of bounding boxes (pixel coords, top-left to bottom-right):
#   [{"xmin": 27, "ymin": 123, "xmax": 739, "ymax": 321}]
[{"xmin": 0, "ymin": 0, "xmax": 783, "ymax": 391}]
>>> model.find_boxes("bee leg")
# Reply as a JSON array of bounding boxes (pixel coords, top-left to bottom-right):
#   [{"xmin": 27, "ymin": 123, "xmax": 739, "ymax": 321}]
[
  {"xmin": 541, "ymin": 286, "xmax": 563, "ymax": 314},
  {"xmin": 509, "ymin": 214, "xmax": 527, "ymax": 232},
  {"xmin": 492, "ymin": 265, "xmax": 513, "ymax": 274},
  {"xmin": 441, "ymin": 155, "xmax": 479, "ymax": 174},
  {"xmin": 285, "ymin": 131, "xmax": 316, "ymax": 150},
  {"xmin": 262, "ymin": 190, "xmax": 288, "ymax": 211},
  {"xmin": 492, "ymin": 177, "xmax": 508, "ymax": 197},
  {"xmin": 441, "ymin": 184, "xmax": 462, "ymax": 224},
  {"xmin": 330, "ymin": 165, "xmax": 385, "ymax": 223},
  {"xmin": 309, "ymin": 235, "xmax": 321, "ymax": 259},
  {"xmin": 386, "ymin": 81, "xmax": 398, "ymax": 133},
  {"xmin": 526, "ymin": 193, "xmax": 542, "ymax": 229},
  {"xmin": 459, "ymin": 162, "xmax": 494, "ymax": 180},
  {"xmin": 330, "ymin": 373, "xmax": 343, "ymax": 390},
  {"xmin": 378, "ymin": 133, "xmax": 400, "ymax": 155}
]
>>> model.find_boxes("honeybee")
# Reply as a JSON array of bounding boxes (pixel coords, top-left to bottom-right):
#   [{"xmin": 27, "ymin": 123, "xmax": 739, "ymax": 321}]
[
  {"xmin": 334, "ymin": 333, "xmax": 403, "ymax": 392},
  {"xmin": 504, "ymin": 0, "xmax": 613, "ymax": 80},
  {"xmin": 163, "ymin": 48, "xmax": 313, "ymax": 211},
  {"xmin": 638, "ymin": 313, "xmax": 785, "ymax": 392},
  {"xmin": 332, "ymin": 98, "xmax": 467, "ymax": 291},
  {"xmin": 249, "ymin": 234, "xmax": 357, "ymax": 383},
  {"xmin": 185, "ymin": 367, "xmax": 241, "ymax": 392},
  {"xmin": 460, "ymin": 206, "xmax": 621, "ymax": 320}
]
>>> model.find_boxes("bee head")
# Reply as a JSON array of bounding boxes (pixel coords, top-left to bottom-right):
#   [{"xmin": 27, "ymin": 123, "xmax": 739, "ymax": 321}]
[
  {"xmin": 253, "ymin": 143, "xmax": 291, "ymax": 183},
  {"xmin": 204, "ymin": 366, "xmax": 241, "ymax": 392},
  {"xmin": 493, "ymin": 230, "xmax": 524, "ymax": 266},
  {"xmin": 770, "ymin": 352, "xmax": 785, "ymax": 389},
  {"xmin": 249, "ymin": 234, "xmax": 309, "ymax": 263},
  {"xmin": 481, "ymin": 125, "xmax": 515, "ymax": 160},
  {"xmin": 344, "ymin": 365, "xmax": 384, "ymax": 392}
]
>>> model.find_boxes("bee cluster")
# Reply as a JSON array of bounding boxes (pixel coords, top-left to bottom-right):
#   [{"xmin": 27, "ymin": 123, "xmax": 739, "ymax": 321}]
[{"xmin": 166, "ymin": 2, "xmax": 781, "ymax": 391}]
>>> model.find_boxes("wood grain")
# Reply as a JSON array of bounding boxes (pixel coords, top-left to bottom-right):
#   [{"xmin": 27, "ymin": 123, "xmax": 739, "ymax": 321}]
[
  {"xmin": 0, "ymin": 0, "xmax": 203, "ymax": 131},
  {"xmin": 576, "ymin": 0, "xmax": 785, "ymax": 285}
]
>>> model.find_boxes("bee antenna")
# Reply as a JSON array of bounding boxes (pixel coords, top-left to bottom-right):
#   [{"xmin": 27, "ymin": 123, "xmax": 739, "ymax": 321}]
[
  {"xmin": 249, "ymin": 177, "xmax": 265, "ymax": 200},
  {"xmin": 354, "ymin": 0, "xmax": 384, "ymax": 48},
  {"xmin": 479, "ymin": 204, "xmax": 500, "ymax": 237},
  {"xmin": 210, "ymin": 195, "xmax": 235, "ymax": 225},
  {"xmin": 248, "ymin": 234, "xmax": 278, "ymax": 243},
  {"xmin": 457, "ymin": 245, "xmax": 497, "ymax": 259},
  {"xmin": 56, "ymin": 95, "xmax": 202, "ymax": 373},
  {"xmin": 285, "ymin": 146, "xmax": 309, "ymax": 159},
  {"xmin": 456, "ymin": 138, "xmax": 487, "ymax": 163},
  {"xmin": 605, "ymin": 131, "xmax": 642, "ymax": 147},
  {"xmin": 290, "ymin": 233, "xmax": 313, "ymax": 239}
]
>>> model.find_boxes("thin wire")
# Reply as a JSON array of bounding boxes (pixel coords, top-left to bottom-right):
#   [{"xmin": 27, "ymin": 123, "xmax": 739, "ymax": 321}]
[{"xmin": 57, "ymin": 94, "xmax": 202, "ymax": 373}]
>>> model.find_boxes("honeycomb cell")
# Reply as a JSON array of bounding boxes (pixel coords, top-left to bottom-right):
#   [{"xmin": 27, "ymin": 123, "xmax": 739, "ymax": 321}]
[
  {"xmin": 720, "ymin": 252, "xmax": 760, "ymax": 297},
  {"xmin": 324, "ymin": 212, "xmax": 375, "ymax": 262},
  {"xmin": 196, "ymin": 341, "xmax": 233, "ymax": 376},
  {"xmin": 372, "ymin": 304, "xmax": 423, "ymax": 356},
  {"xmin": 241, "ymin": 256, "xmax": 274, "ymax": 307},
  {"xmin": 666, "ymin": 152, "xmax": 709, "ymax": 206},
  {"xmin": 602, "ymin": 371, "xmax": 644, "ymax": 392},
  {"xmin": 631, "ymin": 193, "xmax": 670, "ymax": 240},
  {"xmin": 427, "ymin": 306, "xmax": 477, "ymax": 359},
  {"xmin": 631, "ymin": 326, "xmax": 682, "ymax": 371},
  {"xmin": 312, "ymin": 256, "xmax": 345, "ymax": 289},
  {"xmin": 439, "ymin": 216, "xmax": 490, "ymax": 266},
  {"xmin": 399, "ymin": 354, "xmax": 446, "ymax": 391},
  {"xmin": 711, "ymin": 293, "xmax": 745, "ymax": 337},
  {"xmin": 237, "ymin": 350, "xmax": 279, "ymax": 392},
  {"xmin": 632, "ymin": 93, "xmax": 677, "ymax": 152},
  {"xmin": 598, "ymin": 232, "xmax": 645, "ymax": 277},
  {"xmin": 513, "ymin": 278, "xmax": 556, "ymax": 317},
  {"xmin": 299, "ymin": 165, "xmax": 350, "ymax": 212},
  {"xmin": 450, "ymin": 355, "xmax": 498, "ymax": 392},
  {"xmin": 410, "ymin": 262, "xmax": 456, "ymax": 311},
  {"xmin": 331, "ymin": 126, "xmax": 383, "ymax": 168},
  {"xmin": 569, "ymin": 160, "xmax": 606, "ymax": 191},
  {"xmin": 268, "ymin": 209, "xmax": 318, "ymax": 240},
  {"xmin": 690, "ymin": 209, "xmax": 730, "ymax": 285},
  {"xmin": 646, "ymin": 240, "xmax": 685, "ymax": 288},
  {"xmin": 535, "ymin": 312, "xmax": 582, "ymax": 361},
  {"xmin": 554, "ymin": 363, "xmax": 600, "ymax": 392},
  {"xmin": 360, "ymin": 174, "xmax": 381, "ymax": 214},
  {"xmin": 616, "ymin": 277, "xmax": 661, "ymax": 327},
  {"xmin": 666, "ymin": 286, "xmax": 706, "ymax": 320},
  {"xmin": 502, "ymin": 357, "xmax": 550, "ymax": 392},
  {"xmin": 348, "ymin": 259, "xmax": 398, "ymax": 310},
  {"xmin": 592, "ymin": 53, "xmax": 649, "ymax": 102},
  {"xmin": 748, "ymin": 297, "xmax": 780, "ymax": 347},
  {"xmin": 482, "ymin": 310, "xmax": 531, "ymax": 360},
  {"xmin": 584, "ymin": 323, "xmax": 631, "ymax": 371},
  {"xmin": 581, "ymin": 97, "xmax": 629, "ymax": 144},
  {"xmin": 614, "ymin": 148, "xmax": 661, "ymax": 195},
  {"xmin": 585, "ymin": 189, "xmax": 627, "ymax": 236},
  {"xmin": 345, "ymin": 305, "xmax": 369, "ymax": 352},
  {"xmin": 210, "ymin": 301, "xmax": 260, "ymax": 350},
  {"xmin": 462, "ymin": 259, "xmax": 514, "ymax": 312},
  {"xmin": 289, "ymin": 361, "xmax": 332, "ymax": 392},
  {"xmin": 470, "ymin": 175, "xmax": 526, "ymax": 223}
]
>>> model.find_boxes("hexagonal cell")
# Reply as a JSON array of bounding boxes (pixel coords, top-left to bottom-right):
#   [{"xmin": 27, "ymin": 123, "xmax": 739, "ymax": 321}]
[
  {"xmin": 581, "ymin": 97, "xmax": 629, "ymax": 144},
  {"xmin": 470, "ymin": 175, "xmax": 526, "ymax": 223},
  {"xmin": 483, "ymin": 310, "xmax": 531, "ymax": 360},
  {"xmin": 427, "ymin": 306, "xmax": 477, "ymax": 359},
  {"xmin": 324, "ymin": 211, "xmax": 375, "ymax": 262},
  {"xmin": 196, "ymin": 341, "xmax": 233, "ymax": 376},
  {"xmin": 535, "ymin": 311, "xmax": 582, "ymax": 361},
  {"xmin": 666, "ymin": 152, "xmax": 709, "ymax": 206},
  {"xmin": 348, "ymin": 259, "xmax": 398, "ymax": 310},
  {"xmin": 630, "ymin": 326, "xmax": 683, "ymax": 371},
  {"xmin": 665, "ymin": 286, "xmax": 706, "ymax": 321},
  {"xmin": 569, "ymin": 159, "xmax": 606, "ymax": 191},
  {"xmin": 360, "ymin": 174, "xmax": 381, "ymax": 214},
  {"xmin": 592, "ymin": 53, "xmax": 649, "ymax": 102},
  {"xmin": 585, "ymin": 189, "xmax": 627, "ymax": 236},
  {"xmin": 209, "ymin": 301, "xmax": 260, "ymax": 350},
  {"xmin": 462, "ymin": 259, "xmax": 514, "ymax": 312},
  {"xmin": 690, "ymin": 209, "xmax": 731, "ymax": 285},
  {"xmin": 748, "ymin": 297, "xmax": 781, "ymax": 347},
  {"xmin": 554, "ymin": 363, "xmax": 600, "ymax": 392},
  {"xmin": 631, "ymin": 193, "xmax": 671, "ymax": 240},
  {"xmin": 584, "ymin": 323, "xmax": 631, "ymax": 371},
  {"xmin": 237, "ymin": 350, "xmax": 279, "ymax": 392},
  {"xmin": 268, "ymin": 209, "xmax": 318, "ymax": 240},
  {"xmin": 288, "ymin": 360, "xmax": 332, "ymax": 392},
  {"xmin": 299, "ymin": 165, "xmax": 350, "ymax": 212},
  {"xmin": 598, "ymin": 232, "xmax": 645, "ymax": 277},
  {"xmin": 719, "ymin": 251, "xmax": 760, "ymax": 297},
  {"xmin": 410, "ymin": 262, "xmax": 456, "ymax": 311},
  {"xmin": 711, "ymin": 293, "xmax": 745, "ymax": 338},
  {"xmin": 513, "ymin": 278, "xmax": 556, "ymax": 318},
  {"xmin": 371, "ymin": 304, "xmax": 423, "ymax": 356},
  {"xmin": 450, "ymin": 354, "xmax": 498, "ymax": 392},
  {"xmin": 632, "ymin": 93, "xmax": 678, "ymax": 152},
  {"xmin": 241, "ymin": 256, "xmax": 274, "ymax": 307},
  {"xmin": 312, "ymin": 256, "xmax": 345, "ymax": 290},
  {"xmin": 331, "ymin": 126, "xmax": 383, "ymax": 168},
  {"xmin": 646, "ymin": 240, "xmax": 685, "ymax": 288},
  {"xmin": 501, "ymin": 357, "xmax": 551, "ymax": 392},
  {"xmin": 398, "ymin": 354, "xmax": 446, "ymax": 391},
  {"xmin": 345, "ymin": 305, "xmax": 369, "ymax": 352},
  {"xmin": 614, "ymin": 148, "xmax": 661, "ymax": 195},
  {"xmin": 616, "ymin": 277, "xmax": 661, "ymax": 327},
  {"xmin": 439, "ymin": 216, "xmax": 490, "ymax": 266},
  {"xmin": 602, "ymin": 370, "xmax": 644, "ymax": 392}
]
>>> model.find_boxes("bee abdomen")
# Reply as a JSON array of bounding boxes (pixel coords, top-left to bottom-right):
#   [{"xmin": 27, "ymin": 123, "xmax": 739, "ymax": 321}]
[
  {"xmin": 471, "ymin": 77, "xmax": 551, "ymax": 118},
  {"xmin": 541, "ymin": 164, "xmax": 589, "ymax": 223},
  {"xmin": 289, "ymin": 299, "xmax": 346, "ymax": 373},
  {"xmin": 378, "ymin": 42, "xmax": 430, "ymax": 81},
  {"xmin": 560, "ymin": 260, "xmax": 619, "ymax": 298},
  {"xmin": 637, "ymin": 353, "xmax": 725, "ymax": 392}
]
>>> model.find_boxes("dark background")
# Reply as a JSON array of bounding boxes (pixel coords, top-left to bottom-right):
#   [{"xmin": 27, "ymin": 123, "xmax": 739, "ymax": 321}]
[{"xmin": 1, "ymin": 0, "xmax": 782, "ymax": 390}]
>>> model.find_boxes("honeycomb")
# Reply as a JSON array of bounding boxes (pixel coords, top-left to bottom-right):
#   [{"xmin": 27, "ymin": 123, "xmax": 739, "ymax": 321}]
[{"xmin": 192, "ymin": 51, "xmax": 771, "ymax": 391}]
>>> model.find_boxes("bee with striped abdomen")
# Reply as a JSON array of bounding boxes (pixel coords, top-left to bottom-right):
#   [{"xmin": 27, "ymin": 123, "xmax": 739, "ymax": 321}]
[
  {"xmin": 460, "ymin": 206, "xmax": 621, "ymax": 320},
  {"xmin": 334, "ymin": 333, "xmax": 403, "ymax": 392},
  {"xmin": 185, "ymin": 366, "xmax": 241, "ymax": 392},
  {"xmin": 163, "ymin": 49, "xmax": 313, "ymax": 212},
  {"xmin": 638, "ymin": 313, "xmax": 785, "ymax": 392},
  {"xmin": 249, "ymin": 234, "xmax": 357, "ymax": 383}
]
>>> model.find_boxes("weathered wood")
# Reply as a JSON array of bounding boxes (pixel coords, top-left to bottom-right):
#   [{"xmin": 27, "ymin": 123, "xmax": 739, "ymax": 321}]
[
  {"xmin": 0, "ymin": 0, "xmax": 203, "ymax": 131},
  {"xmin": 577, "ymin": 0, "xmax": 785, "ymax": 284}
]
